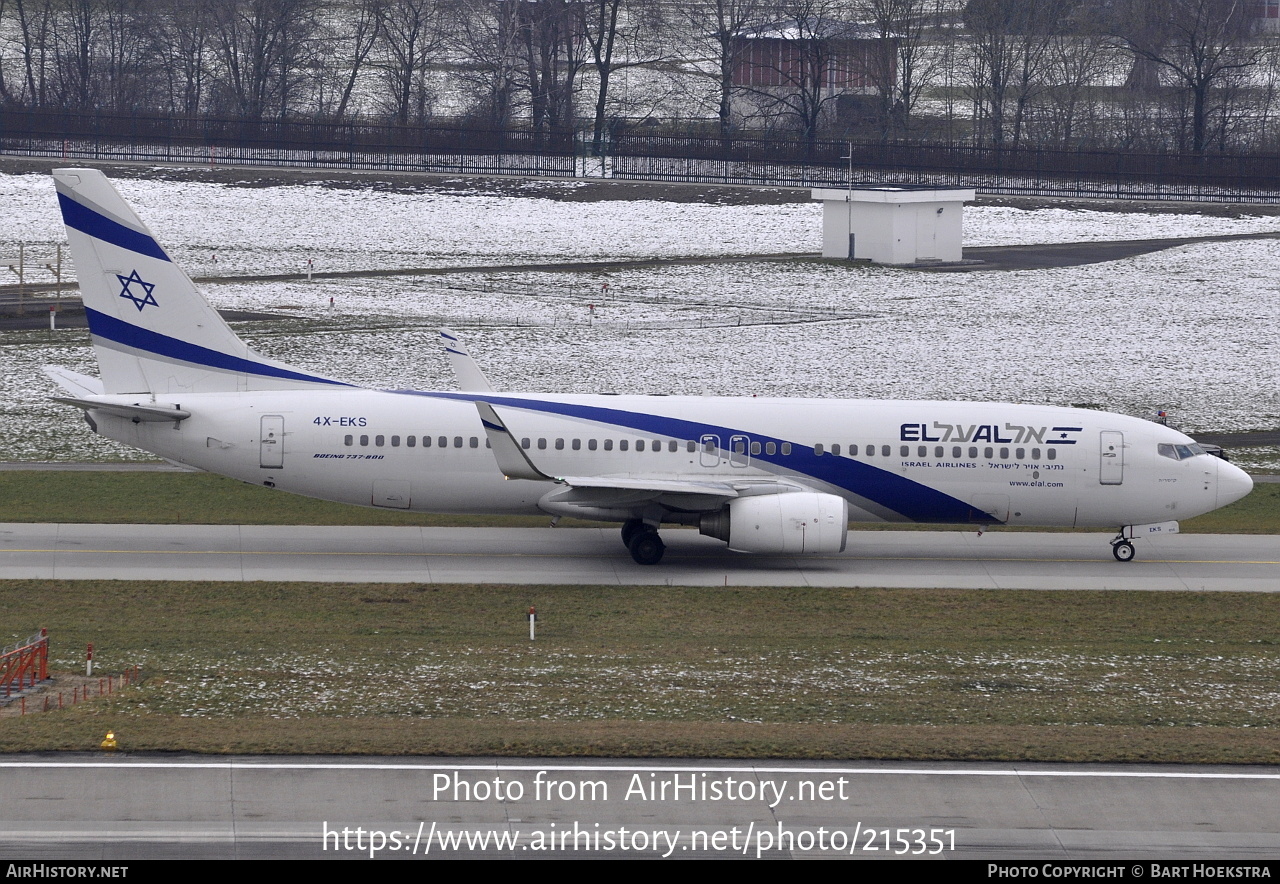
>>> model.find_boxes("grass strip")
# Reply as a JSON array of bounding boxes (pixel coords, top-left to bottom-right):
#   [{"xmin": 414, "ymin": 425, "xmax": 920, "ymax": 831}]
[{"xmin": 2, "ymin": 581, "xmax": 1276, "ymax": 762}]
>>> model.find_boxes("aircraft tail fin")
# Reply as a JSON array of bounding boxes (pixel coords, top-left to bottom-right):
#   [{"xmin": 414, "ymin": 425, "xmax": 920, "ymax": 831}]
[{"xmin": 53, "ymin": 168, "xmax": 348, "ymax": 394}]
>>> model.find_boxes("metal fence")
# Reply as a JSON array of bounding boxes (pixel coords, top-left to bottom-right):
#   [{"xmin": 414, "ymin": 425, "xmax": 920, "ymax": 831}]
[
  {"xmin": 4, "ymin": 109, "xmax": 1279, "ymax": 201},
  {"xmin": 1, "ymin": 630, "xmax": 49, "ymax": 699}
]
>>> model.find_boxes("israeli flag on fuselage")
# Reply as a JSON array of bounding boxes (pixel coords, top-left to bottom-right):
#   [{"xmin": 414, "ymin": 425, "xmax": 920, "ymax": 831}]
[{"xmin": 54, "ymin": 168, "xmax": 348, "ymax": 394}]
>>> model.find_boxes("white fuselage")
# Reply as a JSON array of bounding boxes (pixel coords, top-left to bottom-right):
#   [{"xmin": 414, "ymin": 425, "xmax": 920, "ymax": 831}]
[{"xmin": 85, "ymin": 388, "xmax": 1247, "ymax": 529}]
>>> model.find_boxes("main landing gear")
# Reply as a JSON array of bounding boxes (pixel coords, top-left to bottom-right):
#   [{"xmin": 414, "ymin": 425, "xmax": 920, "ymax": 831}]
[
  {"xmin": 621, "ymin": 518, "xmax": 665, "ymax": 565},
  {"xmin": 1110, "ymin": 537, "xmax": 1136, "ymax": 562}
]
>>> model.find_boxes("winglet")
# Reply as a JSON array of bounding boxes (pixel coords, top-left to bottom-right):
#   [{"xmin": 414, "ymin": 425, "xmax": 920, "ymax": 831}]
[
  {"xmin": 475, "ymin": 401, "xmax": 553, "ymax": 481},
  {"xmin": 440, "ymin": 329, "xmax": 494, "ymax": 392}
]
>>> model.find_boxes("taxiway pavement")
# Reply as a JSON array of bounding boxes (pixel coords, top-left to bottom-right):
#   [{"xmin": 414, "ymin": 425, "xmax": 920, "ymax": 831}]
[
  {"xmin": 1, "ymin": 755, "xmax": 1278, "ymax": 859},
  {"xmin": 1, "ymin": 524, "xmax": 1277, "ymax": 590}
]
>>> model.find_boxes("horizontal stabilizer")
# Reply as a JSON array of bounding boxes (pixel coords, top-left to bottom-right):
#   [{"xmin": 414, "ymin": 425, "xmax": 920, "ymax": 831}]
[
  {"xmin": 52, "ymin": 397, "xmax": 190, "ymax": 423},
  {"xmin": 44, "ymin": 365, "xmax": 105, "ymax": 397}
]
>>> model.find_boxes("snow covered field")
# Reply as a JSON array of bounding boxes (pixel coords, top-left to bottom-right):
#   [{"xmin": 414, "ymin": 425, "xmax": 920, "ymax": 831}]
[{"xmin": 1, "ymin": 170, "xmax": 1277, "ymax": 467}]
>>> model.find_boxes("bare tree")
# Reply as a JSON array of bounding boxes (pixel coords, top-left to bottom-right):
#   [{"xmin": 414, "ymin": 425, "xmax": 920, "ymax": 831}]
[
  {"xmin": 735, "ymin": 0, "xmax": 857, "ymax": 146},
  {"xmin": 449, "ymin": 0, "xmax": 522, "ymax": 126},
  {"xmin": 374, "ymin": 0, "xmax": 446, "ymax": 124},
  {"xmin": 1108, "ymin": 0, "xmax": 1264, "ymax": 152},
  {"xmin": 1042, "ymin": 17, "xmax": 1118, "ymax": 147},
  {"xmin": 323, "ymin": 0, "xmax": 383, "ymax": 119},
  {"xmin": 517, "ymin": 0, "xmax": 586, "ymax": 136},
  {"xmin": 52, "ymin": 0, "xmax": 97, "ymax": 108},
  {"xmin": 581, "ymin": 0, "xmax": 666, "ymax": 148},
  {"xmin": 148, "ymin": 0, "xmax": 211, "ymax": 117},
  {"xmin": 0, "ymin": 0, "xmax": 57, "ymax": 105},
  {"xmin": 676, "ymin": 0, "xmax": 764, "ymax": 137},
  {"xmin": 855, "ymin": 0, "xmax": 943, "ymax": 139},
  {"xmin": 963, "ymin": 0, "xmax": 1060, "ymax": 149},
  {"xmin": 207, "ymin": 0, "xmax": 320, "ymax": 120}
]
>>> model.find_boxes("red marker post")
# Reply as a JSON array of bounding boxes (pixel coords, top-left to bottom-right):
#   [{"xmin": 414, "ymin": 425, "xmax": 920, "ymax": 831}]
[
  {"xmin": 528, "ymin": 607, "xmax": 537, "ymax": 641},
  {"xmin": 86, "ymin": 643, "xmax": 93, "ymax": 677}
]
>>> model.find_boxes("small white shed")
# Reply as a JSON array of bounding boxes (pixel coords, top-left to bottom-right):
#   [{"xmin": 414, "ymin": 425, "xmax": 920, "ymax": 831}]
[{"xmin": 812, "ymin": 185, "xmax": 975, "ymax": 265}]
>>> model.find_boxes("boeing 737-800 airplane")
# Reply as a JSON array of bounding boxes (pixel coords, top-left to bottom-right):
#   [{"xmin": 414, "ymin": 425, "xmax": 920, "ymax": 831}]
[{"xmin": 46, "ymin": 169, "xmax": 1253, "ymax": 565}]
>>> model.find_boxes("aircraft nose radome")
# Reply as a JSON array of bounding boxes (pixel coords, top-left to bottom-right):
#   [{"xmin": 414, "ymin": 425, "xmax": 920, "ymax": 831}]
[{"xmin": 1217, "ymin": 460, "xmax": 1254, "ymax": 508}]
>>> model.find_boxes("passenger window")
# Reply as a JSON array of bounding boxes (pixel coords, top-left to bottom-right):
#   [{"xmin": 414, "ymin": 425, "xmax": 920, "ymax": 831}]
[
  {"xmin": 619, "ymin": 439, "xmax": 629, "ymax": 451},
  {"xmin": 900, "ymin": 445, "xmax": 909, "ymax": 457},
  {"xmin": 1031, "ymin": 448, "xmax": 1040, "ymax": 460},
  {"xmin": 733, "ymin": 440, "xmax": 745, "ymax": 454},
  {"xmin": 766, "ymin": 442, "xmax": 777, "ymax": 455},
  {"xmin": 952, "ymin": 446, "xmax": 961, "ymax": 458},
  {"xmin": 882, "ymin": 445, "xmax": 891, "ymax": 457},
  {"xmin": 814, "ymin": 443, "xmax": 824, "ymax": 455},
  {"xmin": 1047, "ymin": 449, "xmax": 1057, "ymax": 460},
  {"xmin": 537, "ymin": 438, "xmax": 547, "ymax": 450},
  {"xmin": 984, "ymin": 447, "xmax": 993, "ymax": 458},
  {"xmin": 831, "ymin": 443, "xmax": 840, "ymax": 456},
  {"xmin": 555, "ymin": 438, "xmax": 565, "ymax": 450},
  {"xmin": 604, "ymin": 440, "xmax": 613, "ymax": 451},
  {"xmin": 653, "ymin": 440, "xmax": 662, "ymax": 452},
  {"xmin": 437, "ymin": 436, "xmax": 446, "ymax": 448},
  {"xmin": 968, "ymin": 446, "xmax": 977, "ymax": 459},
  {"xmin": 391, "ymin": 435, "xmax": 400, "ymax": 447},
  {"xmin": 849, "ymin": 444, "xmax": 858, "ymax": 456},
  {"xmin": 407, "ymin": 436, "xmax": 416, "ymax": 448},
  {"xmin": 423, "ymin": 435, "xmax": 432, "ymax": 448},
  {"xmin": 469, "ymin": 437, "xmax": 478, "ymax": 448},
  {"xmin": 751, "ymin": 441, "xmax": 762, "ymax": 455},
  {"xmin": 999, "ymin": 447, "xmax": 1009, "ymax": 459},
  {"xmin": 453, "ymin": 436, "xmax": 463, "ymax": 448},
  {"xmin": 521, "ymin": 437, "xmax": 530, "ymax": 449},
  {"xmin": 589, "ymin": 439, "xmax": 598, "ymax": 451},
  {"xmin": 781, "ymin": 443, "xmax": 792, "ymax": 455},
  {"xmin": 866, "ymin": 445, "xmax": 874, "ymax": 457},
  {"xmin": 935, "ymin": 446, "xmax": 944, "ymax": 458},
  {"xmin": 572, "ymin": 439, "xmax": 581, "ymax": 450},
  {"xmin": 360, "ymin": 435, "xmax": 369, "ymax": 447},
  {"xmin": 669, "ymin": 441, "xmax": 679, "ymax": 452},
  {"xmin": 344, "ymin": 435, "xmax": 353, "ymax": 446},
  {"xmin": 637, "ymin": 440, "xmax": 646, "ymax": 452},
  {"xmin": 375, "ymin": 435, "xmax": 385, "ymax": 447},
  {"xmin": 1015, "ymin": 448, "xmax": 1024, "ymax": 460},
  {"xmin": 918, "ymin": 446, "xmax": 927, "ymax": 457}
]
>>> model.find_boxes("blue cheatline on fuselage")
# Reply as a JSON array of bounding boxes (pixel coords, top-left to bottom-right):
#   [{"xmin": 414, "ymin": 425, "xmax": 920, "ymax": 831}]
[
  {"xmin": 84, "ymin": 308, "xmax": 352, "ymax": 387},
  {"xmin": 57, "ymin": 193, "xmax": 170, "ymax": 262},
  {"xmin": 407, "ymin": 391, "xmax": 999, "ymax": 525}
]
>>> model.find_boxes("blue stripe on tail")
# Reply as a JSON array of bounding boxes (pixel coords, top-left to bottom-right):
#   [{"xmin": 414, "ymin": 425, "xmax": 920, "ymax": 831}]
[
  {"xmin": 86, "ymin": 308, "xmax": 351, "ymax": 387},
  {"xmin": 58, "ymin": 193, "xmax": 171, "ymax": 262}
]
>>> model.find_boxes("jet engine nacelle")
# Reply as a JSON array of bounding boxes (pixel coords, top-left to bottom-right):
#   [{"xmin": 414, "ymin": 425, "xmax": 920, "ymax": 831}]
[{"xmin": 700, "ymin": 492, "xmax": 849, "ymax": 555}]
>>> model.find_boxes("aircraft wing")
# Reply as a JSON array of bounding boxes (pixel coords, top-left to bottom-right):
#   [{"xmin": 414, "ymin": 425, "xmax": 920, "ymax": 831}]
[
  {"xmin": 545, "ymin": 475, "xmax": 739, "ymax": 512},
  {"xmin": 471, "ymin": 399, "xmax": 820, "ymax": 516}
]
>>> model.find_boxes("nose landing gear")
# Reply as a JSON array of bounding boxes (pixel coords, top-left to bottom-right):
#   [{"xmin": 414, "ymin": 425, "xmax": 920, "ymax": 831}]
[{"xmin": 1111, "ymin": 538, "xmax": 1136, "ymax": 562}]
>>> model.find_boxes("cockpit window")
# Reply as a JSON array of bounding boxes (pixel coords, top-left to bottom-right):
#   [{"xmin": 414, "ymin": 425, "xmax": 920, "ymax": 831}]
[{"xmin": 1159, "ymin": 443, "xmax": 1207, "ymax": 461}]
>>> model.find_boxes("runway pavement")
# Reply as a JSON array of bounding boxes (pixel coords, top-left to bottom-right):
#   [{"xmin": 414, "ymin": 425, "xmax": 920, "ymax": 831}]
[
  {"xmin": 2, "ymin": 523, "xmax": 1277, "ymax": 589},
  {"xmin": 1, "ymin": 755, "xmax": 1278, "ymax": 859}
]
